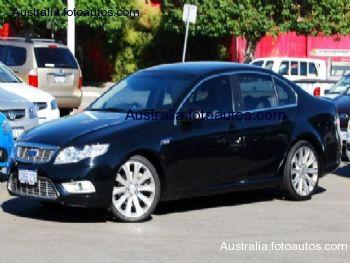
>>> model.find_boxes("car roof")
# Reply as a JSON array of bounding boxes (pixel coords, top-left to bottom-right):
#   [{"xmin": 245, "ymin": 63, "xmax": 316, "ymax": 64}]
[
  {"xmin": 143, "ymin": 61, "xmax": 264, "ymax": 76},
  {"xmin": 0, "ymin": 37, "xmax": 67, "ymax": 48}
]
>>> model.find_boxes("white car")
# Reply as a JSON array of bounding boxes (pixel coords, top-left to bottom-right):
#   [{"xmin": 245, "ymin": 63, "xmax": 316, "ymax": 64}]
[{"xmin": 0, "ymin": 62, "xmax": 60, "ymax": 124}]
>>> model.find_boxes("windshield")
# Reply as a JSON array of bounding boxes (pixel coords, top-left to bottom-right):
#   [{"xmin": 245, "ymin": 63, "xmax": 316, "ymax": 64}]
[
  {"xmin": 89, "ymin": 71, "xmax": 194, "ymax": 112},
  {"xmin": 328, "ymin": 75, "xmax": 350, "ymax": 94},
  {"xmin": 0, "ymin": 62, "xmax": 21, "ymax": 83}
]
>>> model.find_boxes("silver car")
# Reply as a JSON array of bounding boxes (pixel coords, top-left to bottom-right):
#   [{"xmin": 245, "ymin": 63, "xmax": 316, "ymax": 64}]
[{"xmin": 0, "ymin": 88, "xmax": 39, "ymax": 139}]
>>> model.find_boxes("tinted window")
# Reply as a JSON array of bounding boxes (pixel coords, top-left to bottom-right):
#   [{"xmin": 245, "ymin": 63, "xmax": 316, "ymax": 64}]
[
  {"xmin": 309, "ymin": 63, "xmax": 318, "ymax": 76},
  {"xmin": 34, "ymin": 47, "xmax": 78, "ymax": 68},
  {"xmin": 274, "ymin": 78, "xmax": 296, "ymax": 106},
  {"xmin": 252, "ymin": 61, "xmax": 264, "ymax": 67},
  {"xmin": 183, "ymin": 75, "xmax": 232, "ymax": 113},
  {"xmin": 300, "ymin": 62, "xmax": 307, "ymax": 76},
  {"xmin": 264, "ymin": 61, "xmax": 274, "ymax": 70},
  {"xmin": 0, "ymin": 45, "xmax": 26, "ymax": 66},
  {"xmin": 237, "ymin": 73, "xmax": 278, "ymax": 110},
  {"xmin": 90, "ymin": 71, "xmax": 194, "ymax": 112},
  {"xmin": 278, "ymin": 61, "xmax": 289, "ymax": 75},
  {"xmin": 291, "ymin": 61, "xmax": 298, "ymax": 75}
]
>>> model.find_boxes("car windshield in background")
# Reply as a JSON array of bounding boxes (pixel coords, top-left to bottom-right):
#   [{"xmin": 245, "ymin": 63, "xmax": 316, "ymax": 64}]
[
  {"xmin": 328, "ymin": 75, "xmax": 350, "ymax": 94},
  {"xmin": 89, "ymin": 71, "xmax": 194, "ymax": 112},
  {"xmin": 0, "ymin": 63, "xmax": 21, "ymax": 83},
  {"xmin": 34, "ymin": 47, "xmax": 78, "ymax": 69}
]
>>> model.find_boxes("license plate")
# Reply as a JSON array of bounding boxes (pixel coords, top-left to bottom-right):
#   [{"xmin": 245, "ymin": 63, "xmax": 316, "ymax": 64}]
[
  {"xmin": 54, "ymin": 76, "xmax": 66, "ymax": 83},
  {"xmin": 13, "ymin": 128, "xmax": 24, "ymax": 139},
  {"xmin": 18, "ymin": 169, "xmax": 37, "ymax": 185}
]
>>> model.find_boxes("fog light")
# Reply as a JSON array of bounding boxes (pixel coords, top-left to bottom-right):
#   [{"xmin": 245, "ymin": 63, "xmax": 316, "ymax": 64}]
[{"xmin": 62, "ymin": 181, "xmax": 96, "ymax": 194}]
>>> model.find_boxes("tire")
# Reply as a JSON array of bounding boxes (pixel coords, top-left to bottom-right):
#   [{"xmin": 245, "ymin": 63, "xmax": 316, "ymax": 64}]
[
  {"xmin": 110, "ymin": 155, "xmax": 161, "ymax": 222},
  {"xmin": 283, "ymin": 140, "xmax": 320, "ymax": 201}
]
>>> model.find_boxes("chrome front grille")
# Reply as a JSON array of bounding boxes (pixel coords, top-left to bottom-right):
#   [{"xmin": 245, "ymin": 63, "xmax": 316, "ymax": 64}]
[
  {"xmin": 34, "ymin": 102, "xmax": 48, "ymax": 110},
  {"xmin": 16, "ymin": 144, "xmax": 57, "ymax": 164},
  {"xmin": 8, "ymin": 174, "xmax": 58, "ymax": 200},
  {"xmin": 1, "ymin": 109, "xmax": 26, "ymax": 120}
]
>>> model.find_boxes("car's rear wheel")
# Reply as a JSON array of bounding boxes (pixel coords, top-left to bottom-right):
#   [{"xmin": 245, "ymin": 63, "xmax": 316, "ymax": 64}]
[
  {"xmin": 110, "ymin": 155, "xmax": 160, "ymax": 222},
  {"xmin": 283, "ymin": 141, "xmax": 320, "ymax": 200}
]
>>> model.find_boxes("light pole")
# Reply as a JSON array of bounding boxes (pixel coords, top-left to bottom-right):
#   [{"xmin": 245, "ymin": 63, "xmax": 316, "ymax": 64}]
[{"xmin": 67, "ymin": 0, "xmax": 75, "ymax": 56}]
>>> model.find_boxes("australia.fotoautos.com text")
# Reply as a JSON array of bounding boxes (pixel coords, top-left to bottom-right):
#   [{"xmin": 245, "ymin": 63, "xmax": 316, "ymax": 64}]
[{"xmin": 12, "ymin": 8, "xmax": 140, "ymax": 17}]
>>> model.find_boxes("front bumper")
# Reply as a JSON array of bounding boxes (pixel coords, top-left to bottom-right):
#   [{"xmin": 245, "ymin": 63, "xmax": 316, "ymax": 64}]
[
  {"xmin": 7, "ymin": 161, "xmax": 116, "ymax": 209},
  {"xmin": 37, "ymin": 108, "xmax": 60, "ymax": 124}
]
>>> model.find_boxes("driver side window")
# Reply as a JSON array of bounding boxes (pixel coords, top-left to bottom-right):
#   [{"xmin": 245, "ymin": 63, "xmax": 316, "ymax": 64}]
[{"xmin": 181, "ymin": 75, "xmax": 233, "ymax": 114}]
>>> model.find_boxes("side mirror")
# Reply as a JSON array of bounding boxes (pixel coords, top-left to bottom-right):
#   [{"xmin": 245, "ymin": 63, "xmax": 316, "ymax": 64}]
[
  {"xmin": 178, "ymin": 110, "xmax": 206, "ymax": 129},
  {"xmin": 324, "ymin": 89, "xmax": 330, "ymax": 94}
]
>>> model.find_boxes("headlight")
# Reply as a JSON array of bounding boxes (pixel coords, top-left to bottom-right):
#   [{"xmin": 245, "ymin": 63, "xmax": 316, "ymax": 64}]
[
  {"xmin": 54, "ymin": 144, "xmax": 109, "ymax": 164},
  {"xmin": 51, "ymin": 100, "xmax": 58, "ymax": 110},
  {"xmin": 29, "ymin": 105, "xmax": 38, "ymax": 119},
  {"xmin": 1, "ymin": 120, "xmax": 12, "ymax": 135}
]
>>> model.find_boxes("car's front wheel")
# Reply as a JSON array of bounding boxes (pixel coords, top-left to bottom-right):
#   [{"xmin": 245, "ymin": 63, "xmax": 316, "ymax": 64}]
[
  {"xmin": 283, "ymin": 141, "xmax": 320, "ymax": 200},
  {"xmin": 110, "ymin": 155, "xmax": 160, "ymax": 222}
]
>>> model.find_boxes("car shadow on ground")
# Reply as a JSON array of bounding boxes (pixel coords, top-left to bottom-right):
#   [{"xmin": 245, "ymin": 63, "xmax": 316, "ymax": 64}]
[
  {"xmin": 333, "ymin": 162, "xmax": 350, "ymax": 178},
  {"xmin": 1, "ymin": 198, "xmax": 108, "ymax": 223},
  {"xmin": 155, "ymin": 186, "xmax": 326, "ymax": 215},
  {"xmin": 1, "ymin": 186, "xmax": 327, "ymax": 223}
]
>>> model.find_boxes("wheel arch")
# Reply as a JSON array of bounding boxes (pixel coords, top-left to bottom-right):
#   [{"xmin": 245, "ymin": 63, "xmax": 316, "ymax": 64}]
[{"xmin": 279, "ymin": 133, "xmax": 325, "ymax": 175}]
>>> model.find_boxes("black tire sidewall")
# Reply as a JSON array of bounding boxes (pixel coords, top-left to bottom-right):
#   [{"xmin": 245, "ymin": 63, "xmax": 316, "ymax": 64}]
[
  {"xmin": 110, "ymin": 155, "xmax": 161, "ymax": 222},
  {"xmin": 283, "ymin": 140, "xmax": 320, "ymax": 200}
]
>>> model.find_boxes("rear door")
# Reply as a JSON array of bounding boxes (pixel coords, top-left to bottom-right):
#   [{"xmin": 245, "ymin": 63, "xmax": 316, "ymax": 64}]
[
  {"xmin": 34, "ymin": 46, "xmax": 80, "ymax": 97},
  {"xmin": 231, "ymin": 72, "xmax": 298, "ymax": 180}
]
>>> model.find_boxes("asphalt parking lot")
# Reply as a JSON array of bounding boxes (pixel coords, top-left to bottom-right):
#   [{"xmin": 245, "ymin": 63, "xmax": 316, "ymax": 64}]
[
  {"xmin": 0, "ymin": 162, "xmax": 349, "ymax": 263},
  {"xmin": 0, "ymin": 88, "xmax": 349, "ymax": 263}
]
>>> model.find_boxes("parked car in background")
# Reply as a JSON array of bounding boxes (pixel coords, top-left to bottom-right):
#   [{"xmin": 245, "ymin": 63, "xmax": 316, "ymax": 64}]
[
  {"xmin": 0, "ymin": 37, "xmax": 82, "ymax": 113},
  {"xmin": 324, "ymin": 74, "xmax": 350, "ymax": 99},
  {"xmin": 251, "ymin": 57, "xmax": 335, "ymax": 96},
  {"xmin": 329, "ymin": 93, "xmax": 350, "ymax": 156},
  {"xmin": 0, "ymin": 88, "xmax": 39, "ymax": 139},
  {"xmin": 8, "ymin": 62, "xmax": 341, "ymax": 222},
  {"xmin": 0, "ymin": 62, "xmax": 60, "ymax": 124},
  {"xmin": 0, "ymin": 112, "xmax": 14, "ymax": 176}
]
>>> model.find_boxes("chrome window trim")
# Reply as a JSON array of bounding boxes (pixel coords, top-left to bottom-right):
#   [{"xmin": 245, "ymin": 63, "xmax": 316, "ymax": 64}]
[{"xmin": 174, "ymin": 70, "xmax": 298, "ymax": 126}]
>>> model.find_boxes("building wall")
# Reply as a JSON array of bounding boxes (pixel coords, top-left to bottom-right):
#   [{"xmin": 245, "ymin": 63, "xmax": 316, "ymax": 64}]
[{"xmin": 231, "ymin": 32, "xmax": 350, "ymax": 63}]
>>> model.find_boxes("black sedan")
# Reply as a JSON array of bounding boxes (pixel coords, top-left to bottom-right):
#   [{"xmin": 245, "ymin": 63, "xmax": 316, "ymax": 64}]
[{"xmin": 8, "ymin": 62, "xmax": 341, "ymax": 222}]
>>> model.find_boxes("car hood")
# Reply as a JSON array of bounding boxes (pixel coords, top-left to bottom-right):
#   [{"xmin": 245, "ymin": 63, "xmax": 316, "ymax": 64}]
[
  {"xmin": 19, "ymin": 111, "xmax": 137, "ymax": 146},
  {"xmin": 333, "ymin": 95, "xmax": 350, "ymax": 113},
  {"xmin": 0, "ymin": 82, "xmax": 54, "ymax": 103},
  {"xmin": 0, "ymin": 87, "xmax": 33, "ymax": 110}
]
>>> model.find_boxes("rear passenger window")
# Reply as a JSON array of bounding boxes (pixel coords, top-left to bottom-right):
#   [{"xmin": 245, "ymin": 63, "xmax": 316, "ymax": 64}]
[
  {"xmin": 274, "ymin": 78, "xmax": 296, "ymax": 106},
  {"xmin": 278, "ymin": 61, "xmax": 289, "ymax": 75},
  {"xmin": 291, "ymin": 61, "xmax": 298, "ymax": 75},
  {"xmin": 300, "ymin": 62, "xmax": 307, "ymax": 76},
  {"xmin": 0, "ymin": 45, "xmax": 26, "ymax": 66},
  {"xmin": 309, "ymin": 63, "xmax": 318, "ymax": 76},
  {"xmin": 237, "ymin": 73, "xmax": 278, "ymax": 111},
  {"xmin": 264, "ymin": 61, "xmax": 274, "ymax": 70}
]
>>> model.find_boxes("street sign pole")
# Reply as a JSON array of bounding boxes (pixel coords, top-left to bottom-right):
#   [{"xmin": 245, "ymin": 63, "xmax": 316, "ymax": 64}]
[
  {"xmin": 182, "ymin": 4, "xmax": 197, "ymax": 62},
  {"xmin": 182, "ymin": 17, "xmax": 190, "ymax": 62}
]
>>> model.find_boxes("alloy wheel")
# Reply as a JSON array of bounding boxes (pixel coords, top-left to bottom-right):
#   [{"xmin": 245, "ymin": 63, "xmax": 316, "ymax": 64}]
[
  {"xmin": 112, "ymin": 160, "xmax": 156, "ymax": 219},
  {"xmin": 290, "ymin": 146, "xmax": 319, "ymax": 197}
]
